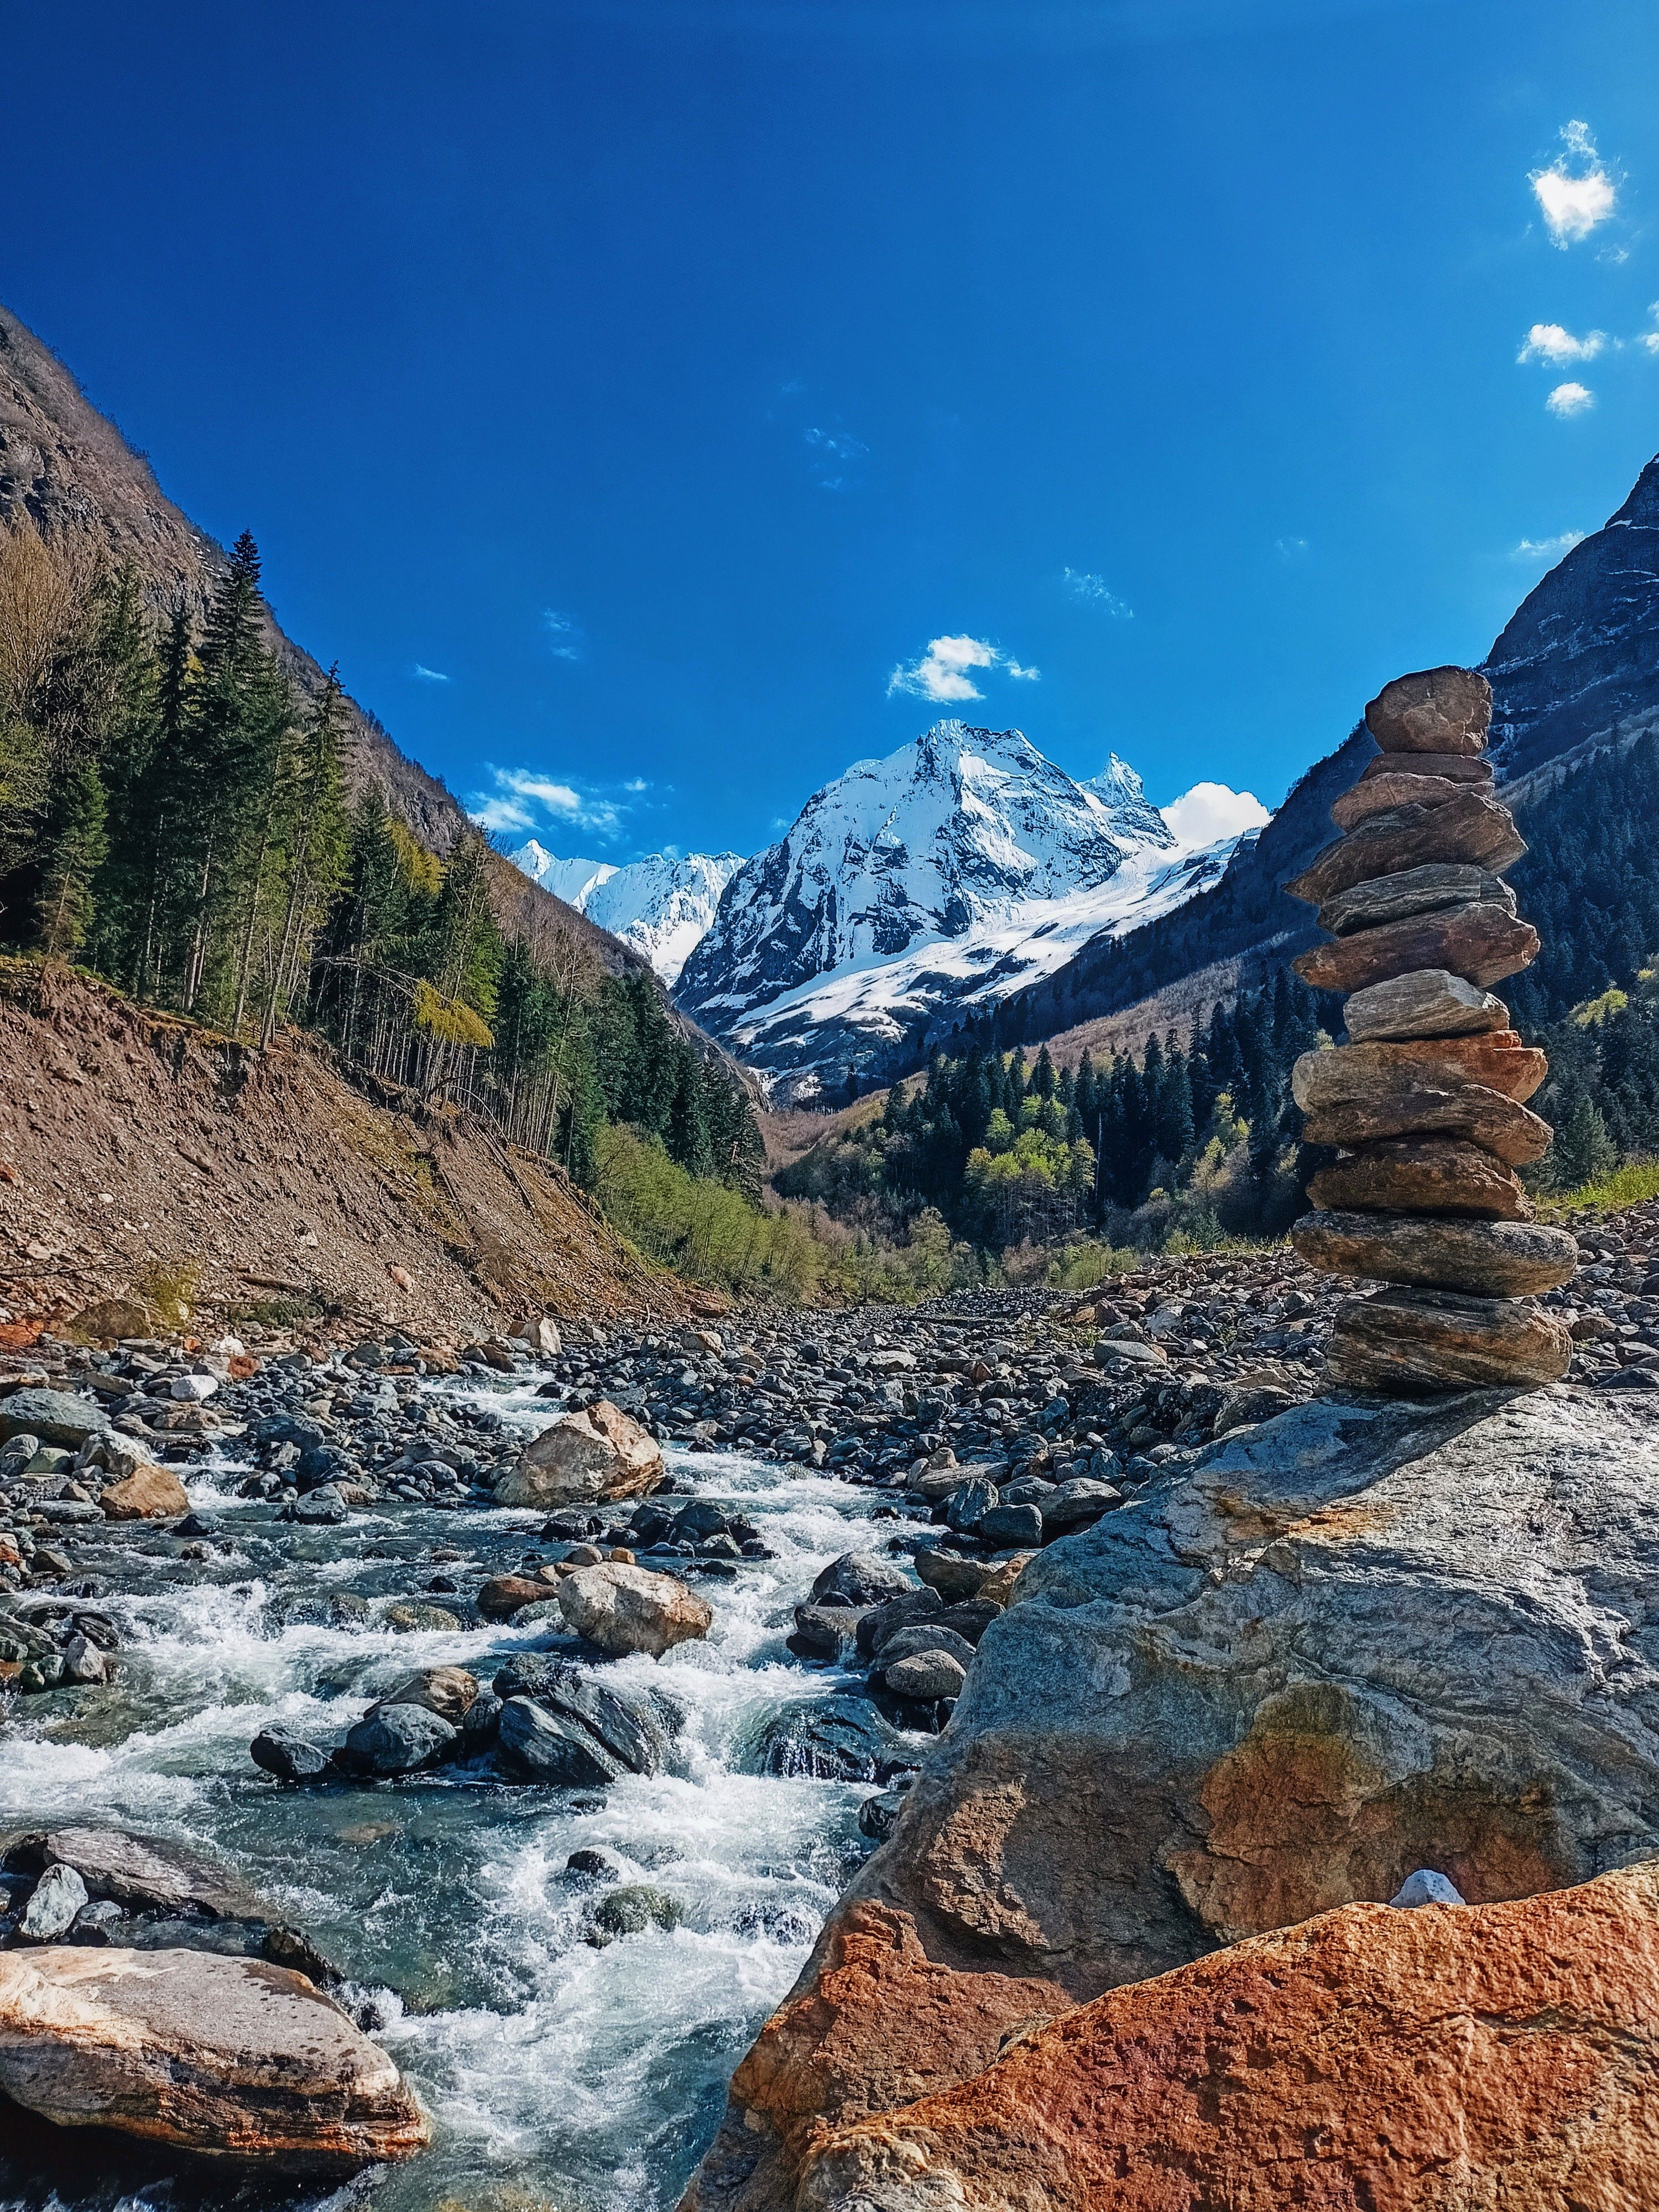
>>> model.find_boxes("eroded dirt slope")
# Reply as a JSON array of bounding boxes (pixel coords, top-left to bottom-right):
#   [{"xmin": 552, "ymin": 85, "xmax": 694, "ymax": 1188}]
[{"xmin": 0, "ymin": 962, "xmax": 688, "ymax": 1342}]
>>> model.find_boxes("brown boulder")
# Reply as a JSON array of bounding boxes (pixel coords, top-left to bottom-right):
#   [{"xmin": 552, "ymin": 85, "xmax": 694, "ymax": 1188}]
[
  {"xmin": 556, "ymin": 1561, "xmax": 712, "ymax": 1656},
  {"xmin": 1286, "ymin": 789, "xmax": 1524, "ymax": 907},
  {"xmin": 0, "ymin": 1945, "xmax": 428, "ymax": 2173},
  {"xmin": 1291, "ymin": 1211, "xmax": 1578, "ymax": 1296},
  {"xmin": 1343, "ymin": 967, "xmax": 1509, "ymax": 1041},
  {"xmin": 99, "ymin": 1464, "xmax": 190, "ymax": 1521},
  {"xmin": 1291, "ymin": 1034, "xmax": 1547, "ymax": 1110},
  {"xmin": 369, "ymin": 1666, "xmax": 477, "ymax": 1723},
  {"xmin": 1307, "ymin": 1138, "xmax": 1530, "ymax": 1219},
  {"xmin": 1300, "ymin": 1080, "xmax": 1552, "ymax": 1164},
  {"xmin": 477, "ymin": 1575, "xmax": 554, "ymax": 1621},
  {"xmin": 1294, "ymin": 902, "xmax": 1539, "ymax": 994},
  {"xmin": 794, "ymin": 1862, "xmax": 1659, "ymax": 2212},
  {"xmin": 1317, "ymin": 861, "xmax": 1513, "ymax": 938},
  {"xmin": 1360, "ymin": 747, "xmax": 1493, "ymax": 785},
  {"xmin": 1364, "ymin": 662, "xmax": 1491, "ymax": 753},
  {"xmin": 1329, "ymin": 1285, "xmax": 1573, "ymax": 1391},
  {"xmin": 493, "ymin": 1398, "xmax": 663, "ymax": 1509}
]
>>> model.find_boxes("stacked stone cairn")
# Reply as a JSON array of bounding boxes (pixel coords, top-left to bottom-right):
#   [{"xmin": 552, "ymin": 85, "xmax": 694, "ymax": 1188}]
[{"xmin": 1284, "ymin": 664, "xmax": 1577, "ymax": 1394}]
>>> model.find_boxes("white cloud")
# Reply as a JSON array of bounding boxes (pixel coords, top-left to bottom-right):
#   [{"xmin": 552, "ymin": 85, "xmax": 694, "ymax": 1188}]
[
  {"xmin": 1160, "ymin": 783, "xmax": 1270, "ymax": 850},
  {"xmin": 1517, "ymin": 322, "xmax": 1605, "ymax": 364},
  {"xmin": 412, "ymin": 663, "xmax": 451, "ymax": 683},
  {"xmin": 467, "ymin": 767, "xmax": 624, "ymax": 839},
  {"xmin": 1545, "ymin": 380, "xmax": 1595, "ymax": 416},
  {"xmin": 1063, "ymin": 567, "xmax": 1133, "ymax": 617},
  {"xmin": 1275, "ymin": 536, "xmax": 1309, "ymax": 559},
  {"xmin": 1531, "ymin": 121, "xmax": 1617, "ymax": 247},
  {"xmin": 1641, "ymin": 304, "xmax": 1659, "ymax": 355},
  {"xmin": 1511, "ymin": 530, "xmax": 1587, "ymax": 562},
  {"xmin": 805, "ymin": 425, "xmax": 868, "ymax": 488},
  {"xmin": 887, "ymin": 634, "xmax": 1038, "ymax": 702},
  {"xmin": 542, "ymin": 610, "xmax": 583, "ymax": 661}
]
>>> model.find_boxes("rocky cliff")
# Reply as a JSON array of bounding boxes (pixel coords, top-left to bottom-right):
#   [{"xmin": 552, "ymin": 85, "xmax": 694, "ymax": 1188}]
[{"xmin": 684, "ymin": 1380, "xmax": 1659, "ymax": 2208}]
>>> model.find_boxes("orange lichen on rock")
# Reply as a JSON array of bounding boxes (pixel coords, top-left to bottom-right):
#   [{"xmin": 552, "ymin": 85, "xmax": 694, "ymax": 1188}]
[{"xmin": 797, "ymin": 1859, "xmax": 1659, "ymax": 2211}]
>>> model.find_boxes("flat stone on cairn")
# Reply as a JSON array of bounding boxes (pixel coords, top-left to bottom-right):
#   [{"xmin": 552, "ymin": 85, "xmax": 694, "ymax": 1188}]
[{"xmin": 1285, "ymin": 664, "xmax": 1575, "ymax": 1393}]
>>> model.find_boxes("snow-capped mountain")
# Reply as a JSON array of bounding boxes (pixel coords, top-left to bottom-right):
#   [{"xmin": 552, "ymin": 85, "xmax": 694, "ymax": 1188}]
[
  {"xmin": 675, "ymin": 720, "xmax": 1265, "ymax": 1102},
  {"xmin": 511, "ymin": 844, "xmax": 744, "ymax": 985}
]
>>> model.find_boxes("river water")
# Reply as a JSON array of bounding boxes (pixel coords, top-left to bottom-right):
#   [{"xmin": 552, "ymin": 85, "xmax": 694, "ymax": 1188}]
[{"xmin": 0, "ymin": 1369, "xmax": 899, "ymax": 2212}]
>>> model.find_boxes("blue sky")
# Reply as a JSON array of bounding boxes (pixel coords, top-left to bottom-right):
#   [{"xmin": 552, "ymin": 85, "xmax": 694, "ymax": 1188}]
[{"xmin": 8, "ymin": 0, "xmax": 1659, "ymax": 863}]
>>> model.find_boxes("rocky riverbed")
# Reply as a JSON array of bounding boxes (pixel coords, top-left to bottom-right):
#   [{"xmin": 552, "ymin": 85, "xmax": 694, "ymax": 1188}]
[{"xmin": 1, "ymin": 1211, "xmax": 1655, "ymax": 2206}]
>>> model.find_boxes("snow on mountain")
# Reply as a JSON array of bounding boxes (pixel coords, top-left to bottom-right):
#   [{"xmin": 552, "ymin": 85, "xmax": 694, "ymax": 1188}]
[
  {"xmin": 511, "ymin": 844, "xmax": 743, "ymax": 985},
  {"xmin": 676, "ymin": 723, "xmax": 1173, "ymax": 1022},
  {"xmin": 675, "ymin": 719, "xmax": 1265, "ymax": 1102}
]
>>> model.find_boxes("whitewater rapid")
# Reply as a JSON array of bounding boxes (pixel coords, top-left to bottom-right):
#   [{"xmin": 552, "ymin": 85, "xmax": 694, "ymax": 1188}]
[{"xmin": 0, "ymin": 1374, "xmax": 896, "ymax": 2212}]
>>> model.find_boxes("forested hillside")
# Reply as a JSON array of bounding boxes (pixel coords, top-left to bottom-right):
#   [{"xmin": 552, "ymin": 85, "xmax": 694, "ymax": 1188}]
[{"xmin": 0, "ymin": 524, "xmax": 765, "ymax": 1207}]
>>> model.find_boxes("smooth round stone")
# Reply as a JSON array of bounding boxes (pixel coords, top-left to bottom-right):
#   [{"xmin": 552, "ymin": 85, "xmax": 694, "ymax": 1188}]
[
  {"xmin": 1286, "ymin": 791, "xmax": 1524, "ymax": 907},
  {"xmin": 1294, "ymin": 904, "xmax": 1539, "ymax": 995},
  {"xmin": 1300, "ymin": 1081, "xmax": 1551, "ymax": 1166},
  {"xmin": 1291, "ymin": 1036, "xmax": 1547, "ymax": 1112},
  {"xmin": 1364, "ymin": 664, "xmax": 1491, "ymax": 754},
  {"xmin": 884, "ymin": 1649, "xmax": 968, "ymax": 1701},
  {"xmin": 1327, "ymin": 1286, "xmax": 1572, "ymax": 1394},
  {"xmin": 1290, "ymin": 1212, "xmax": 1578, "ymax": 1297},
  {"xmin": 1318, "ymin": 864, "xmax": 1514, "ymax": 940},
  {"xmin": 1343, "ymin": 969, "xmax": 1509, "ymax": 1042},
  {"xmin": 1307, "ymin": 1138, "xmax": 1530, "ymax": 1220}
]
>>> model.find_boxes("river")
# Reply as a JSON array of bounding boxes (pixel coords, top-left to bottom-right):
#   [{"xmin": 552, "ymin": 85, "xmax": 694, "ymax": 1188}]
[{"xmin": 0, "ymin": 1365, "xmax": 901, "ymax": 2212}]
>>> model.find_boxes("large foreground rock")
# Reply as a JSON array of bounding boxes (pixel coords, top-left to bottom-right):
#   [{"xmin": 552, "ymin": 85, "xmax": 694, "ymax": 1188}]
[
  {"xmin": 493, "ymin": 1398, "xmax": 664, "ymax": 1508},
  {"xmin": 682, "ymin": 1387, "xmax": 1659, "ymax": 2210},
  {"xmin": 0, "ymin": 1946, "xmax": 428, "ymax": 2173},
  {"xmin": 556, "ymin": 1560, "xmax": 712, "ymax": 1656},
  {"xmin": 792, "ymin": 1860, "xmax": 1659, "ymax": 2211}
]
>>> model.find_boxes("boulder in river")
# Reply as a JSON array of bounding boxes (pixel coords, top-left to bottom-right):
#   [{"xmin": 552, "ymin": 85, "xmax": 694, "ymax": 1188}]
[
  {"xmin": 0, "ymin": 1389, "xmax": 108, "ymax": 1448},
  {"xmin": 811, "ymin": 1552, "xmax": 915, "ymax": 1608},
  {"xmin": 250, "ymin": 1725, "xmax": 331, "ymax": 1784},
  {"xmin": 99, "ymin": 1464, "xmax": 190, "ymax": 1521},
  {"xmin": 0, "ymin": 1945, "xmax": 428, "ymax": 2173},
  {"xmin": 494, "ymin": 1399, "xmax": 664, "ymax": 1509},
  {"xmin": 372, "ymin": 1665, "xmax": 478, "ymax": 1724},
  {"xmin": 494, "ymin": 1652, "xmax": 670, "ymax": 1775},
  {"xmin": 338, "ymin": 1703, "xmax": 458, "ymax": 1777},
  {"xmin": 556, "ymin": 1561, "xmax": 712, "ymax": 1657},
  {"xmin": 789, "ymin": 1860, "xmax": 1659, "ymax": 2211},
  {"xmin": 751, "ymin": 1694, "xmax": 914, "ymax": 1783}
]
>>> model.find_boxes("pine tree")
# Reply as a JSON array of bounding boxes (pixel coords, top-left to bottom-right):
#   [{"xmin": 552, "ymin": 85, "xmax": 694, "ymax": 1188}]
[{"xmin": 35, "ymin": 756, "xmax": 108, "ymax": 956}]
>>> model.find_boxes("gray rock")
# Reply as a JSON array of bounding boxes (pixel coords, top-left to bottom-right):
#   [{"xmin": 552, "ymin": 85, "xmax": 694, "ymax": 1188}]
[
  {"xmin": 854, "ymin": 1588, "xmax": 943, "ymax": 1657},
  {"xmin": 0, "ymin": 1390, "xmax": 108, "ymax": 1448},
  {"xmin": 39, "ymin": 1829, "xmax": 260, "ymax": 1920},
  {"xmin": 587, "ymin": 1883, "xmax": 684, "ymax": 1945},
  {"xmin": 978, "ymin": 1503, "xmax": 1044, "ymax": 1548},
  {"xmin": 1391, "ymin": 1868, "xmax": 1465, "ymax": 1907},
  {"xmin": 67, "ymin": 1898, "xmax": 127, "ymax": 1944},
  {"xmin": 495, "ymin": 1695, "xmax": 625, "ymax": 1787},
  {"xmin": 811, "ymin": 1552, "xmax": 914, "ymax": 1608},
  {"xmin": 752, "ymin": 1694, "xmax": 912, "ymax": 1782},
  {"xmin": 290, "ymin": 1484, "xmax": 348, "ymax": 1525},
  {"xmin": 884, "ymin": 1650, "xmax": 967, "ymax": 1701},
  {"xmin": 250, "ymin": 1725, "xmax": 332, "ymax": 1783},
  {"xmin": 493, "ymin": 1654, "xmax": 668, "ymax": 1775},
  {"xmin": 873, "ymin": 1625, "xmax": 978, "ymax": 1674},
  {"xmin": 1343, "ymin": 966, "xmax": 1510, "ymax": 1042},
  {"xmin": 1039, "ymin": 1478, "xmax": 1121, "ymax": 1533},
  {"xmin": 945, "ymin": 1477, "xmax": 999, "ymax": 1534},
  {"xmin": 20, "ymin": 1863, "xmax": 88, "ymax": 1941},
  {"xmin": 340, "ymin": 1703, "xmax": 457, "ymax": 1776},
  {"xmin": 566, "ymin": 1845, "xmax": 631, "ymax": 1881},
  {"xmin": 857, "ymin": 1790, "xmax": 906, "ymax": 1841}
]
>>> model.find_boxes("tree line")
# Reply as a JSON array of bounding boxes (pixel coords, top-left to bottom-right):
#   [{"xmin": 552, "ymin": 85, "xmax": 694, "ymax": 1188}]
[
  {"xmin": 781, "ymin": 972, "xmax": 1329, "ymax": 1246},
  {"xmin": 0, "ymin": 523, "xmax": 762, "ymax": 1197}
]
